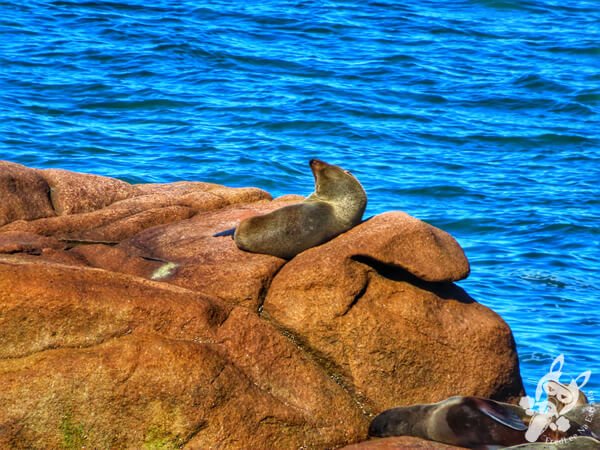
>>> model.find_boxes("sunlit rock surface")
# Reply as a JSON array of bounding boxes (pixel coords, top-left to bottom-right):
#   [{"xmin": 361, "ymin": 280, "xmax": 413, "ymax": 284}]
[{"xmin": 0, "ymin": 162, "xmax": 523, "ymax": 448}]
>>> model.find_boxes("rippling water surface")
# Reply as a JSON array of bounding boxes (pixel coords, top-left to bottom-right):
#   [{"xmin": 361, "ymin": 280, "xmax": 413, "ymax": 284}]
[{"xmin": 1, "ymin": 0, "xmax": 598, "ymax": 396}]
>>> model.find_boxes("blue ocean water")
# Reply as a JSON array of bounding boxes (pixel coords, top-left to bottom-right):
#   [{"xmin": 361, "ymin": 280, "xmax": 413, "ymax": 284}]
[{"xmin": 0, "ymin": 0, "xmax": 598, "ymax": 398}]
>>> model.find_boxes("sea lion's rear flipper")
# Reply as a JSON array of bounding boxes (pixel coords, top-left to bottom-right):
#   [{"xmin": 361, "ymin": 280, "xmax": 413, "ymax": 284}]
[
  {"xmin": 213, "ymin": 228, "xmax": 236, "ymax": 238},
  {"xmin": 472, "ymin": 398, "xmax": 528, "ymax": 431}
]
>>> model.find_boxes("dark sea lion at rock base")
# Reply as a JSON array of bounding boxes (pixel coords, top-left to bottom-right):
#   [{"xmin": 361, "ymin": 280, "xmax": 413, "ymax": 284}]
[
  {"xmin": 229, "ymin": 159, "xmax": 367, "ymax": 259},
  {"xmin": 369, "ymin": 396, "xmax": 597, "ymax": 449},
  {"xmin": 369, "ymin": 396, "xmax": 528, "ymax": 448}
]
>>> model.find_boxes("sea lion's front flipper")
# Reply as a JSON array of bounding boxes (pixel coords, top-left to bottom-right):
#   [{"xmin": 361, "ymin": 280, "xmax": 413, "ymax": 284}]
[
  {"xmin": 472, "ymin": 398, "xmax": 528, "ymax": 431},
  {"xmin": 213, "ymin": 227, "xmax": 236, "ymax": 238}
]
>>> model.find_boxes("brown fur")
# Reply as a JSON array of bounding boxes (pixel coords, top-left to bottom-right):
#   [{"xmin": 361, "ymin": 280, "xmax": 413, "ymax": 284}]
[{"xmin": 234, "ymin": 159, "xmax": 367, "ymax": 259}]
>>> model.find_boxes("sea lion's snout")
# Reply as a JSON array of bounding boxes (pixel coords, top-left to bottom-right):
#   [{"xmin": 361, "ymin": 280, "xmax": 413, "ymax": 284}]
[
  {"xmin": 309, "ymin": 159, "xmax": 327, "ymax": 169},
  {"xmin": 368, "ymin": 408, "xmax": 410, "ymax": 437},
  {"xmin": 367, "ymin": 413, "xmax": 388, "ymax": 437}
]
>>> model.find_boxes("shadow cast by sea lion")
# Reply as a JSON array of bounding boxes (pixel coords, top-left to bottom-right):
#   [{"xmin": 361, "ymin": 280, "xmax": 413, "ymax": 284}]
[{"xmin": 350, "ymin": 254, "xmax": 475, "ymax": 304}]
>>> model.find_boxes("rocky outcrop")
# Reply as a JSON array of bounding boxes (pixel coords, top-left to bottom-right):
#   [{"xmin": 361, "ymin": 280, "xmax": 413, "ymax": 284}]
[
  {"xmin": 0, "ymin": 258, "xmax": 364, "ymax": 449},
  {"xmin": 0, "ymin": 161, "xmax": 524, "ymax": 449},
  {"xmin": 262, "ymin": 212, "xmax": 523, "ymax": 412}
]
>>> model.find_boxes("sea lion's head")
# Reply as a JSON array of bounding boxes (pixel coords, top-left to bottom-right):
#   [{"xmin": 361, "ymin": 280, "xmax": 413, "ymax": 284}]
[
  {"xmin": 368, "ymin": 404, "xmax": 430, "ymax": 438},
  {"xmin": 309, "ymin": 159, "xmax": 367, "ymax": 225}
]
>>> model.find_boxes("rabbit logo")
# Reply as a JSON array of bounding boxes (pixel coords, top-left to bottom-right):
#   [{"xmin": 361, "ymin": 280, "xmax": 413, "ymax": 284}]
[{"xmin": 519, "ymin": 354, "xmax": 591, "ymax": 442}]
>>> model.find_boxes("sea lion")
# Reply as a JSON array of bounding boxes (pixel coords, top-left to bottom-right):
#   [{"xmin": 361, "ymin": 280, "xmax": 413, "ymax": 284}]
[
  {"xmin": 368, "ymin": 396, "xmax": 597, "ymax": 449},
  {"xmin": 232, "ymin": 159, "xmax": 367, "ymax": 259},
  {"xmin": 369, "ymin": 396, "xmax": 528, "ymax": 448}
]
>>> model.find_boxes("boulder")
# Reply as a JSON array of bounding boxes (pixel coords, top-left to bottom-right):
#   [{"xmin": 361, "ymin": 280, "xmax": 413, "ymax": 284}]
[
  {"xmin": 0, "ymin": 257, "xmax": 366, "ymax": 449},
  {"xmin": 41, "ymin": 168, "xmax": 136, "ymax": 215},
  {"xmin": 0, "ymin": 161, "xmax": 55, "ymax": 226},
  {"xmin": 262, "ymin": 212, "xmax": 523, "ymax": 412},
  {"xmin": 0, "ymin": 162, "xmax": 525, "ymax": 448}
]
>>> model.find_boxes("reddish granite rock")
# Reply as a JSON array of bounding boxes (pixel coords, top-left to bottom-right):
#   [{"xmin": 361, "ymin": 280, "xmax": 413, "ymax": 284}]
[
  {"xmin": 0, "ymin": 203, "xmax": 196, "ymax": 242},
  {"xmin": 0, "ymin": 161, "xmax": 55, "ymax": 226},
  {"xmin": 263, "ymin": 212, "xmax": 523, "ymax": 413},
  {"xmin": 1, "ymin": 179, "xmax": 270, "ymax": 243},
  {"xmin": 120, "ymin": 200, "xmax": 297, "ymax": 309},
  {"xmin": 69, "ymin": 243, "xmax": 164, "ymax": 278},
  {"xmin": 41, "ymin": 168, "xmax": 136, "ymax": 215},
  {"xmin": 125, "ymin": 182, "xmax": 270, "ymax": 214},
  {"xmin": 0, "ymin": 231, "xmax": 65, "ymax": 254},
  {"xmin": 0, "ymin": 162, "xmax": 525, "ymax": 449},
  {"xmin": 338, "ymin": 212, "xmax": 471, "ymax": 282},
  {"xmin": 341, "ymin": 436, "xmax": 467, "ymax": 450},
  {"xmin": 0, "ymin": 257, "xmax": 366, "ymax": 449}
]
